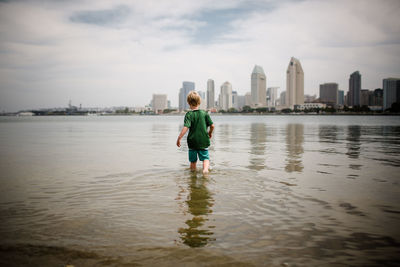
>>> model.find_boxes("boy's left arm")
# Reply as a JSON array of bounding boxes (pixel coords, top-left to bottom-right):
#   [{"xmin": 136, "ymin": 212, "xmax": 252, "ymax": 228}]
[{"xmin": 176, "ymin": 127, "xmax": 189, "ymax": 147}]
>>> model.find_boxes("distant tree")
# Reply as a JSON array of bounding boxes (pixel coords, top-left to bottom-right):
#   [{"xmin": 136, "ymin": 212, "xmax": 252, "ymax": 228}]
[
  {"xmin": 388, "ymin": 102, "xmax": 400, "ymax": 113},
  {"xmin": 163, "ymin": 109, "xmax": 177, "ymax": 113},
  {"xmin": 255, "ymin": 107, "xmax": 268, "ymax": 113},
  {"xmin": 281, "ymin": 108, "xmax": 292, "ymax": 114},
  {"xmin": 228, "ymin": 107, "xmax": 238, "ymax": 113}
]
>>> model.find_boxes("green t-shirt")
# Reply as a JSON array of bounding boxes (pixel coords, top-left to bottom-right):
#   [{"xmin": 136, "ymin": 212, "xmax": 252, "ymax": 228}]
[{"xmin": 184, "ymin": 110, "xmax": 213, "ymax": 149}]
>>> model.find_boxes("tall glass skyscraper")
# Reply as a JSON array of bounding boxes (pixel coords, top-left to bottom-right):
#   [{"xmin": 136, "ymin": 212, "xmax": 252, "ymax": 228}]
[
  {"xmin": 383, "ymin": 78, "xmax": 400, "ymax": 110},
  {"xmin": 207, "ymin": 79, "xmax": 215, "ymax": 109},
  {"xmin": 251, "ymin": 65, "xmax": 267, "ymax": 107},
  {"xmin": 179, "ymin": 81, "xmax": 195, "ymax": 111},
  {"xmin": 348, "ymin": 71, "xmax": 361, "ymax": 107},
  {"xmin": 286, "ymin": 57, "xmax": 304, "ymax": 109}
]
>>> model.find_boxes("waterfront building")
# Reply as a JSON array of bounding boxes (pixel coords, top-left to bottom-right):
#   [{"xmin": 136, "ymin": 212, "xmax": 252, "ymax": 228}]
[
  {"xmin": 152, "ymin": 94, "xmax": 168, "ymax": 114},
  {"xmin": 267, "ymin": 87, "xmax": 279, "ymax": 107},
  {"xmin": 207, "ymin": 79, "xmax": 215, "ymax": 109},
  {"xmin": 197, "ymin": 90, "xmax": 206, "ymax": 110},
  {"xmin": 251, "ymin": 65, "xmax": 267, "ymax": 107},
  {"xmin": 219, "ymin": 81, "xmax": 233, "ymax": 111},
  {"xmin": 304, "ymin": 94, "xmax": 317, "ymax": 103},
  {"xmin": 360, "ymin": 89, "xmax": 370, "ymax": 106},
  {"xmin": 232, "ymin": 91, "xmax": 239, "ymax": 110},
  {"xmin": 237, "ymin": 95, "xmax": 246, "ymax": 111},
  {"xmin": 280, "ymin": 91, "xmax": 286, "ymax": 106},
  {"xmin": 338, "ymin": 90, "xmax": 344, "ymax": 105},
  {"xmin": 383, "ymin": 78, "xmax": 400, "ymax": 110},
  {"xmin": 286, "ymin": 57, "xmax": 304, "ymax": 109},
  {"xmin": 348, "ymin": 71, "xmax": 361, "ymax": 107},
  {"xmin": 179, "ymin": 81, "xmax": 195, "ymax": 111},
  {"xmin": 319, "ymin": 83, "xmax": 338, "ymax": 106},
  {"xmin": 298, "ymin": 103, "xmax": 326, "ymax": 110},
  {"xmin": 369, "ymin": 88, "xmax": 383, "ymax": 107},
  {"xmin": 245, "ymin": 92, "xmax": 252, "ymax": 107}
]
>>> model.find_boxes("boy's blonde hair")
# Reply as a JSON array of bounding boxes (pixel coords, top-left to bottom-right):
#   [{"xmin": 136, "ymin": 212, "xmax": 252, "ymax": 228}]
[{"xmin": 187, "ymin": 91, "xmax": 201, "ymax": 107}]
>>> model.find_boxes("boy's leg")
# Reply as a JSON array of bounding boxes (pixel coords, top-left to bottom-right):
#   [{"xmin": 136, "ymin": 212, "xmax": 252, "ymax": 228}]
[
  {"xmin": 188, "ymin": 150, "xmax": 197, "ymax": 171},
  {"xmin": 190, "ymin": 161, "xmax": 197, "ymax": 171},
  {"xmin": 198, "ymin": 150, "xmax": 210, "ymax": 173},
  {"xmin": 202, "ymin": 160, "xmax": 209, "ymax": 173}
]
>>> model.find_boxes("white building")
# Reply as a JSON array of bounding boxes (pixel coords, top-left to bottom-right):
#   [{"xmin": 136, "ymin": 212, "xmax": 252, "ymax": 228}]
[
  {"xmin": 219, "ymin": 81, "xmax": 233, "ymax": 111},
  {"xmin": 267, "ymin": 87, "xmax": 279, "ymax": 107},
  {"xmin": 197, "ymin": 90, "xmax": 207, "ymax": 110},
  {"xmin": 251, "ymin": 65, "xmax": 267, "ymax": 107},
  {"xmin": 207, "ymin": 79, "xmax": 215, "ymax": 109},
  {"xmin": 286, "ymin": 57, "xmax": 304, "ymax": 109},
  {"xmin": 298, "ymin": 103, "xmax": 326, "ymax": 110},
  {"xmin": 152, "ymin": 94, "xmax": 168, "ymax": 114}
]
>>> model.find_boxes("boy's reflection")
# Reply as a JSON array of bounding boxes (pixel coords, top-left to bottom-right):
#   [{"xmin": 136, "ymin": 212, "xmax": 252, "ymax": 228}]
[{"xmin": 178, "ymin": 173, "xmax": 215, "ymax": 247}]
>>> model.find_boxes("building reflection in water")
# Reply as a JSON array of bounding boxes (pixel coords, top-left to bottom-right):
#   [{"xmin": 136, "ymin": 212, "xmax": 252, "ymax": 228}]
[
  {"xmin": 318, "ymin": 125, "xmax": 338, "ymax": 143},
  {"xmin": 178, "ymin": 172, "xmax": 215, "ymax": 247},
  {"xmin": 285, "ymin": 124, "xmax": 304, "ymax": 172},
  {"xmin": 346, "ymin": 125, "xmax": 361, "ymax": 159},
  {"xmin": 248, "ymin": 123, "xmax": 267, "ymax": 170}
]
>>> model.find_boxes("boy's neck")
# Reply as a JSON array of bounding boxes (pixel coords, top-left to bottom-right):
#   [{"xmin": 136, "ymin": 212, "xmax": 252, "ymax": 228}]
[{"xmin": 190, "ymin": 105, "xmax": 200, "ymax": 110}]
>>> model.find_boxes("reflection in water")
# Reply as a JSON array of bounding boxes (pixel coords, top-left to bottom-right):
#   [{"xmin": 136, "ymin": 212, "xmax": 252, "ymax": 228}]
[
  {"xmin": 285, "ymin": 124, "xmax": 304, "ymax": 172},
  {"xmin": 318, "ymin": 125, "xmax": 338, "ymax": 143},
  {"xmin": 249, "ymin": 123, "xmax": 267, "ymax": 170},
  {"xmin": 346, "ymin": 126, "xmax": 361, "ymax": 159},
  {"xmin": 178, "ymin": 173, "xmax": 214, "ymax": 247}
]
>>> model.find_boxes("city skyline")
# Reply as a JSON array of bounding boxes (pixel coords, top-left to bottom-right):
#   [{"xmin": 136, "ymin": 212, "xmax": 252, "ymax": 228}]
[{"xmin": 0, "ymin": 0, "xmax": 399, "ymax": 112}]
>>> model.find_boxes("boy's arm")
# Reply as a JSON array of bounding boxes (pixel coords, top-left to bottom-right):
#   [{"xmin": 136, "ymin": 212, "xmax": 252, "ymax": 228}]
[
  {"xmin": 208, "ymin": 124, "xmax": 214, "ymax": 138},
  {"xmin": 176, "ymin": 126, "xmax": 189, "ymax": 147}
]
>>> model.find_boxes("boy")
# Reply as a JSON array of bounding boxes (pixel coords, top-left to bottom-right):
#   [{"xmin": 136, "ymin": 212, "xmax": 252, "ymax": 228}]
[{"xmin": 176, "ymin": 91, "xmax": 214, "ymax": 173}]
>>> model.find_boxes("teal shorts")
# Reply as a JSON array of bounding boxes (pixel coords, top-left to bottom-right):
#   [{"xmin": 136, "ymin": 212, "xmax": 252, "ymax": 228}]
[{"xmin": 189, "ymin": 149, "xmax": 209, "ymax": 162}]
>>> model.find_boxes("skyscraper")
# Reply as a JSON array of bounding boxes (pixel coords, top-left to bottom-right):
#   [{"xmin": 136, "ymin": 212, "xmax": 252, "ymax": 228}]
[
  {"xmin": 348, "ymin": 71, "xmax": 361, "ymax": 107},
  {"xmin": 152, "ymin": 94, "xmax": 168, "ymax": 114},
  {"xmin": 286, "ymin": 57, "xmax": 304, "ymax": 109},
  {"xmin": 197, "ymin": 90, "xmax": 206, "ymax": 110},
  {"xmin": 179, "ymin": 81, "xmax": 195, "ymax": 111},
  {"xmin": 338, "ymin": 90, "xmax": 344, "ymax": 106},
  {"xmin": 219, "ymin": 81, "xmax": 233, "ymax": 111},
  {"xmin": 383, "ymin": 78, "xmax": 400, "ymax": 110},
  {"xmin": 251, "ymin": 65, "xmax": 267, "ymax": 107},
  {"xmin": 207, "ymin": 79, "xmax": 215, "ymax": 109},
  {"xmin": 319, "ymin": 83, "xmax": 338, "ymax": 105},
  {"xmin": 267, "ymin": 87, "xmax": 279, "ymax": 107}
]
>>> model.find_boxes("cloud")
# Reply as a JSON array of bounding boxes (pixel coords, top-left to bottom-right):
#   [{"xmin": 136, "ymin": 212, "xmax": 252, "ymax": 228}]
[{"xmin": 69, "ymin": 5, "xmax": 131, "ymax": 26}]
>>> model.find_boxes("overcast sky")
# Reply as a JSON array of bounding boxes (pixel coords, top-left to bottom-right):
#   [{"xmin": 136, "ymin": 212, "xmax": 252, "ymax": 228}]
[{"xmin": 0, "ymin": 0, "xmax": 399, "ymax": 111}]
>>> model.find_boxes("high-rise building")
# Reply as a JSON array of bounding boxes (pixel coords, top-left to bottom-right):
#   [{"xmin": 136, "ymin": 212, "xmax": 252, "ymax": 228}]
[
  {"xmin": 251, "ymin": 65, "xmax": 267, "ymax": 107},
  {"xmin": 383, "ymin": 78, "xmax": 400, "ymax": 110},
  {"xmin": 207, "ymin": 79, "xmax": 215, "ymax": 109},
  {"xmin": 267, "ymin": 87, "xmax": 279, "ymax": 107},
  {"xmin": 286, "ymin": 57, "xmax": 304, "ymax": 109},
  {"xmin": 360, "ymin": 89, "xmax": 370, "ymax": 106},
  {"xmin": 245, "ymin": 92, "xmax": 252, "ymax": 107},
  {"xmin": 179, "ymin": 81, "xmax": 195, "ymax": 111},
  {"xmin": 152, "ymin": 94, "xmax": 168, "ymax": 114},
  {"xmin": 348, "ymin": 71, "xmax": 361, "ymax": 107},
  {"xmin": 280, "ymin": 91, "xmax": 286, "ymax": 106},
  {"xmin": 197, "ymin": 90, "xmax": 206, "ymax": 110},
  {"xmin": 232, "ymin": 91, "xmax": 239, "ymax": 110},
  {"xmin": 338, "ymin": 90, "xmax": 344, "ymax": 105},
  {"xmin": 369, "ymin": 88, "xmax": 383, "ymax": 106},
  {"xmin": 319, "ymin": 83, "xmax": 338, "ymax": 105},
  {"xmin": 219, "ymin": 81, "xmax": 233, "ymax": 111}
]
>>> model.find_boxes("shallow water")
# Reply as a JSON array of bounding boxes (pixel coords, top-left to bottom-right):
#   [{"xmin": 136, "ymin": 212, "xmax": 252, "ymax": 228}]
[{"xmin": 0, "ymin": 115, "xmax": 399, "ymax": 266}]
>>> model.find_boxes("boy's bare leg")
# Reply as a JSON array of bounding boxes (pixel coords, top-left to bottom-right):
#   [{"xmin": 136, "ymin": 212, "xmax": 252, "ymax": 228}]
[
  {"xmin": 190, "ymin": 162, "xmax": 197, "ymax": 171},
  {"xmin": 202, "ymin": 160, "xmax": 210, "ymax": 173}
]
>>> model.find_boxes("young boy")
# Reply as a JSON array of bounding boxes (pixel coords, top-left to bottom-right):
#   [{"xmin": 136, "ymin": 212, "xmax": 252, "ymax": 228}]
[{"xmin": 176, "ymin": 91, "xmax": 214, "ymax": 173}]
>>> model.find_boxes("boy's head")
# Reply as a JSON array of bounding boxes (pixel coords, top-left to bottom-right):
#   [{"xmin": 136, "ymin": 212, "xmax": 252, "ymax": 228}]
[{"xmin": 187, "ymin": 91, "xmax": 201, "ymax": 107}]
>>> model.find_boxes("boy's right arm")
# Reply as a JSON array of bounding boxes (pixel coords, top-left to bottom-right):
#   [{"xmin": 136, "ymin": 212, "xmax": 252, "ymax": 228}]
[
  {"xmin": 176, "ymin": 127, "xmax": 189, "ymax": 147},
  {"xmin": 208, "ymin": 124, "xmax": 214, "ymax": 138}
]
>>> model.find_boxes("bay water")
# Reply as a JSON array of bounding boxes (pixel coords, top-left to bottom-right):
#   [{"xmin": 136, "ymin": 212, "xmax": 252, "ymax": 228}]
[{"xmin": 0, "ymin": 115, "xmax": 399, "ymax": 266}]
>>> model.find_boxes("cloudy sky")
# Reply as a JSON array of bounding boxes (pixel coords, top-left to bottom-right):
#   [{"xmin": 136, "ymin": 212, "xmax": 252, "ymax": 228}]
[{"xmin": 0, "ymin": 0, "xmax": 399, "ymax": 111}]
